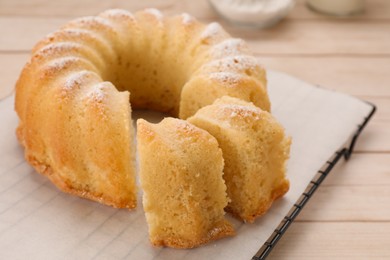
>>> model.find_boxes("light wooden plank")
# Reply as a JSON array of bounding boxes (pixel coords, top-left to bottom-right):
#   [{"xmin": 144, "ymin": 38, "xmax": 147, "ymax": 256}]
[
  {"xmin": 295, "ymin": 185, "xmax": 390, "ymax": 221},
  {"xmin": 1, "ymin": 0, "xmax": 389, "ymax": 21},
  {"xmin": 1, "ymin": 16, "xmax": 390, "ymax": 55},
  {"xmin": 268, "ymin": 222, "xmax": 390, "ymax": 260},
  {"xmin": 0, "ymin": 17, "xmax": 68, "ymax": 52},
  {"xmin": 321, "ymin": 154, "xmax": 390, "ymax": 186},
  {"xmin": 0, "ymin": 53, "xmax": 29, "ymax": 100},
  {"xmin": 355, "ymin": 121, "xmax": 390, "ymax": 152},
  {"xmin": 225, "ymin": 20, "xmax": 390, "ymax": 55},
  {"xmin": 0, "ymin": 0, "xmax": 181, "ymax": 17},
  {"xmin": 260, "ymin": 56, "xmax": 390, "ymax": 97},
  {"xmin": 360, "ymin": 96, "xmax": 390, "ymax": 122}
]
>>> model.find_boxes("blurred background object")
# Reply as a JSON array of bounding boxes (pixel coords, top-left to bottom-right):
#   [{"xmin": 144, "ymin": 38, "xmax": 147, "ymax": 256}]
[
  {"xmin": 307, "ymin": 0, "xmax": 365, "ymax": 16},
  {"xmin": 208, "ymin": 0, "xmax": 295, "ymax": 28}
]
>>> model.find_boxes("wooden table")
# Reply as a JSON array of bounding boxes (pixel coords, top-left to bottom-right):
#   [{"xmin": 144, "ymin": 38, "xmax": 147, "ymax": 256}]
[{"xmin": 1, "ymin": 0, "xmax": 389, "ymax": 259}]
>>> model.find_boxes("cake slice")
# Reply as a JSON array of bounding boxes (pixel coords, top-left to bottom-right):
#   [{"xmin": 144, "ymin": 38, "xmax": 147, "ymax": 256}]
[
  {"xmin": 188, "ymin": 96, "xmax": 291, "ymax": 223},
  {"xmin": 137, "ymin": 117, "xmax": 234, "ymax": 248}
]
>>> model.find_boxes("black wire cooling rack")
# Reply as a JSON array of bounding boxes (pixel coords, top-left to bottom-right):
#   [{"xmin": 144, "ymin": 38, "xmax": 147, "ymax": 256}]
[{"xmin": 252, "ymin": 102, "xmax": 376, "ymax": 260}]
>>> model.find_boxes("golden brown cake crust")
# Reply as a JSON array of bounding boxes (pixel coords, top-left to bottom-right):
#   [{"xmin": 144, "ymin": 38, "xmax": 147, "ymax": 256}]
[
  {"xmin": 151, "ymin": 220, "xmax": 235, "ymax": 249},
  {"xmin": 21, "ymin": 133, "xmax": 136, "ymax": 209},
  {"xmin": 226, "ymin": 179, "xmax": 290, "ymax": 223},
  {"xmin": 16, "ymin": 75, "xmax": 137, "ymax": 209},
  {"xmin": 15, "ymin": 58, "xmax": 137, "ymax": 209}
]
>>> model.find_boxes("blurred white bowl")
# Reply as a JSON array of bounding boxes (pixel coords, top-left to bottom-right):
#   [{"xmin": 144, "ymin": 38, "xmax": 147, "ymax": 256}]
[{"xmin": 209, "ymin": 0, "xmax": 295, "ymax": 28}]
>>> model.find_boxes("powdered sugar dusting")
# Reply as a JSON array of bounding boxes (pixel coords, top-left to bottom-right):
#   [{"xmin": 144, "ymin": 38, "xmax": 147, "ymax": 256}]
[
  {"xmin": 144, "ymin": 8, "xmax": 163, "ymax": 20},
  {"xmin": 211, "ymin": 38, "xmax": 248, "ymax": 57},
  {"xmin": 170, "ymin": 118, "xmax": 204, "ymax": 142},
  {"xmin": 59, "ymin": 71, "xmax": 94, "ymax": 100},
  {"xmin": 181, "ymin": 13, "xmax": 194, "ymax": 25},
  {"xmin": 210, "ymin": 72, "xmax": 242, "ymax": 85},
  {"xmin": 202, "ymin": 55, "xmax": 260, "ymax": 74},
  {"xmin": 201, "ymin": 22, "xmax": 223, "ymax": 40},
  {"xmin": 86, "ymin": 83, "xmax": 106, "ymax": 102},
  {"xmin": 60, "ymin": 28, "xmax": 115, "ymax": 57},
  {"xmin": 40, "ymin": 57, "xmax": 80, "ymax": 79},
  {"xmin": 176, "ymin": 119, "xmax": 197, "ymax": 134},
  {"xmin": 63, "ymin": 28, "xmax": 93, "ymax": 37},
  {"xmin": 38, "ymin": 42, "xmax": 81, "ymax": 57},
  {"xmin": 71, "ymin": 16, "xmax": 114, "ymax": 29},
  {"xmin": 223, "ymin": 104, "xmax": 261, "ymax": 120},
  {"xmin": 63, "ymin": 71, "xmax": 90, "ymax": 90},
  {"xmin": 102, "ymin": 9, "xmax": 134, "ymax": 19},
  {"xmin": 64, "ymin": 74, "xmax": 82, "ymax": 91},
  {"xmin": 83, "ymin": 83, "xmax": 110, "ymax": 119}
]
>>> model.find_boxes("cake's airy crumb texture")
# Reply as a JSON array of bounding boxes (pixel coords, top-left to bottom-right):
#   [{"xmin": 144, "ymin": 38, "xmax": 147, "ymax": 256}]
[
  {"xmin": 188, "ymin": 96, "xmax": 291, "ymax": 223},
  {"xmin": 137, "ymin": 118, "xmax": 235, "ymax": 248}
]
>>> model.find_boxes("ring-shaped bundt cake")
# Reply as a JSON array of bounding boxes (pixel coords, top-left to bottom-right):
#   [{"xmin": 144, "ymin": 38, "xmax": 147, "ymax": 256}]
[{"xmin": 15, "ymin": 9, "xmax": 270, "ymax": 209}]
